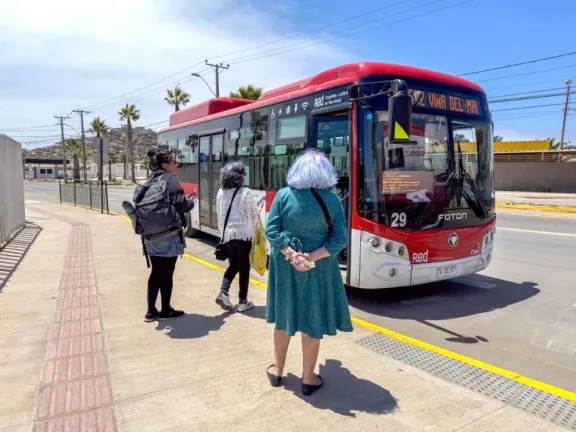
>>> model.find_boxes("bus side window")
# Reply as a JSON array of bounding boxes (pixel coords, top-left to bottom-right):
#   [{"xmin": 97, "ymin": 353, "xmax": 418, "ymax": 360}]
[
  {"xmin": 249, "ymin": 109, "xmax": 268, "ymax": 191},
  {"xmin": 178, "ymin": 135, "xmax": 199, "ymax": 185},
  {"xmin": 268, "ymin": 115, "xmax": 307, "ymax": 190}
]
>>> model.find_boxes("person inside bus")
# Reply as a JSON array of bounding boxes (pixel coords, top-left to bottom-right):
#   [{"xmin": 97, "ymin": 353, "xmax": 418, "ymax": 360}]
[
  {"xmin": 215, "ymin": 161, "xmax": 260, "ymax": 312},
  {"xmin": 265, "ymin": 149, "xmax": 353, "ymax": 396},
  {"xmin": 142, "ymin": 148, "xmax": 195, "ymax": 322}
]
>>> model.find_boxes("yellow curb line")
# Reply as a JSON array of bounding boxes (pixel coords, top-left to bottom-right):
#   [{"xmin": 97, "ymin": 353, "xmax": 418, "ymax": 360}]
[
  {"xmin": 496, "ymin": 203, "xmax": 576, "ymax": 214},
  {"xmin": 116, "ymin": 211, "xmax": 576, "ymax": 403}
]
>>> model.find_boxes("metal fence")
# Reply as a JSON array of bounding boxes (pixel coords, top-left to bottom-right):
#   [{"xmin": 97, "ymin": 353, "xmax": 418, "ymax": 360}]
[
  {"xmin": 59, "ymin": 180, "xmax": 110, "ymax": 214},
  {"xmin": 0, "ymin": 135, "xmax": 26, "ymax": 248}
]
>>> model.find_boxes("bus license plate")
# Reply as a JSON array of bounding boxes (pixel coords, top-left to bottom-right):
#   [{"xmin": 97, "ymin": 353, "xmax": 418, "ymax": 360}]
[{"xmin": 436, "ymin": 264, "xmax": 457, "ymax": 280}]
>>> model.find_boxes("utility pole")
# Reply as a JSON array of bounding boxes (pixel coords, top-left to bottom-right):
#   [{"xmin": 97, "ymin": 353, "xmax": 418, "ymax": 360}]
[
  {"xmin": 72, "ymin": 109, "xmax": 91, "ymax": 183},
  {"xmin": 560, "ymin": 79, "xmax": 573, "ymax": 151},
  {"xmin": 205, "ymin": 60, "xmax": 230, "ymax": 97},
  {"xmin": 54, "ymin": 115, "xmax": 69, "ymax": 182}
]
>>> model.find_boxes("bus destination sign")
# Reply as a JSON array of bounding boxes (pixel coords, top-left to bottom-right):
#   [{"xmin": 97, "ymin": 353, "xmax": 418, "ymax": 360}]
[{"xmin": 414, "ymin": 90, "xmax": 482, "ymax": 116}]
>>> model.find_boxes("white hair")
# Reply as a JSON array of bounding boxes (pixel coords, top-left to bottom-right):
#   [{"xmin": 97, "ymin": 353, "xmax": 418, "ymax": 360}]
[{"xmin": 286, "ymin": 149, "xmax": 338, "ymax": 190}]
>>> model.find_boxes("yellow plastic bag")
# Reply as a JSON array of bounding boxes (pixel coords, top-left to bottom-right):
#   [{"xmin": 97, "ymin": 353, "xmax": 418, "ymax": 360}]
[{"xmin": 250, "ymin": 219, "xmax": 267, "ymax": 276}]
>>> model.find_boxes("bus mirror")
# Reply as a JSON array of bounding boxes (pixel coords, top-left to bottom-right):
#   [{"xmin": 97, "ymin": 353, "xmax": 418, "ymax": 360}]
[{"xmin": 388, "ymin": 80, "xmax": 412, "ymax": 144}]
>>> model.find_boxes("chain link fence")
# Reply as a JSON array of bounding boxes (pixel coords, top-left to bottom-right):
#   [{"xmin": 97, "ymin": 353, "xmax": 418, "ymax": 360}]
[
  {"xmin": 59, "ymin": 180, "xmax": 110, "ymax": 214},
  {"xmin": 0, "ymin": 135, "xmax": 26, "ymax": 248}
]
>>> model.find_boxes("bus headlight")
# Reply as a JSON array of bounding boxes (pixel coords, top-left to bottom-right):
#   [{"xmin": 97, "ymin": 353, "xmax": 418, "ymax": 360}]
[
  {"xmin": 362, "ymin": 235, "xmax": 410, "ymax": 261},
  {"xmin": 483, "ymin": 227, "xmax": 496, "ymax": 248}
]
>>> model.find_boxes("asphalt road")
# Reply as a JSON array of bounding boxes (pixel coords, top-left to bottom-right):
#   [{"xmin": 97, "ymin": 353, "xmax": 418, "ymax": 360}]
[{"xmin": 24, "ymin": 181, "xmax": 576, "ymax": 393}]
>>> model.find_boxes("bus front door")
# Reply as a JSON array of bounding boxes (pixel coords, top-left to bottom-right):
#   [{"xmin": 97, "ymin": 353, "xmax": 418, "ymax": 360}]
[{"xmin": 198, "ymin": 133, "xmax": 224, "ymax": 232}]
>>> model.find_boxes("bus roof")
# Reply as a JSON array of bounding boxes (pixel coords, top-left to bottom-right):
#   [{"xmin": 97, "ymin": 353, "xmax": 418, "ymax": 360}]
[{"xmin": 160, "ymin": 62, "xmax": 484, "ymax": 133}]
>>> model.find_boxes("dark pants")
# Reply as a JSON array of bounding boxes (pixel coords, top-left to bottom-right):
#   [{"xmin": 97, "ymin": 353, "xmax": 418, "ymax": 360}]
[
  {"xmin": 221, "ymin": 240, "xmax": 252, "ymax": 302},
  {"xmin": 147, "ymin": 256, "xmax": 178, "ymax": 312}
]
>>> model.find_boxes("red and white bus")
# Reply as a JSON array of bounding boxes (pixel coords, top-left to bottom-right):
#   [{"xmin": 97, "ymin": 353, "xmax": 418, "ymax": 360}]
[{"xmin": 157, "ymin": 62, "xmax": 496, "ymax": 289}]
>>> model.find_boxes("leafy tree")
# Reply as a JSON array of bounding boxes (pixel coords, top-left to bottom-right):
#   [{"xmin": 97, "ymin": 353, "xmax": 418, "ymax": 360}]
[
  {"xmin": 229, "ymin": 85, "xmax": 262, "ymax": 100},
  {"xmin": 454, "ymin": 133, "xmax": 470, "ymax": 143},
  {"xmin": 493, "ymin": 135, "xmax": 504, "ymax": 142},
  {"xmin": 164, "ymin": 86, "xmax": 190, "ymax": 112},
  {"xmin": 108, "ymin": 152, "xmax": 120, "ymax": 181},
  {"xmin": 119, "ymin": 103, "xmax": 140, "ymax": 183},
  {"xmin": 55, "ymin": 139, "xmax": 91, "ymax": 180}
]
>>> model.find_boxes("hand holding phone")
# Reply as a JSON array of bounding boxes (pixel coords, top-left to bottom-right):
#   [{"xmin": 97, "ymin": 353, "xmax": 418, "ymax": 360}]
[{"xmin": 188, "ymin": 191, "xmax": 197, "ymax": 199}]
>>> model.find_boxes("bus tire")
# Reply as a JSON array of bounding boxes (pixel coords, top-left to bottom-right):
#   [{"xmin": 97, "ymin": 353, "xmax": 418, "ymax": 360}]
[{"xmin": 184, "ymin": 213, "xmax": 200, "ymax": 238}]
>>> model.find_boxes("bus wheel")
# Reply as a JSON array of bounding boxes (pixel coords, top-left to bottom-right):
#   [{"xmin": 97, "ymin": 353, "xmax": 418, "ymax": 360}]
[{"xmin": 184, "ymin": 213, "xmax": 199, "ymax": 238}]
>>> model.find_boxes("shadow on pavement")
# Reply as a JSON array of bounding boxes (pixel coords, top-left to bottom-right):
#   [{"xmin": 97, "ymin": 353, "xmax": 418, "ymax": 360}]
[
  {"xmin": 347, "ymin": 274, "xmax": 540, "ymax": 344},
  {"xmin": 283, "ymin": 359, "xmax": 397, "ymax": 417},
  {"xmin": 241, "ymin": 305, "xmax": 266, "ymax": 320},
  {"xmin": 0, "ymin": 222, "xmax": 43, "ymax": 293},
  {"xmin": 155, "ymin": 311, "xmax": 233, "ymax": 339}
]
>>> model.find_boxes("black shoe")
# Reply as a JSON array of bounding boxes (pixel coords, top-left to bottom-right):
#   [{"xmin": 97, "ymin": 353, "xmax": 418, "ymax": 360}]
[
  {"xmin": 266, "ymin": 364, "xmax": 282, "ymax": 387},
  {"xmin": 302, "ymin": 375, "xmax": 323, "ymax": 396},
  {"xmin": 144, "ymin": 309, "xmax": 159, "ymax": 322},
  {"xmin": 159, "ymin": 307, "xmax": 185, "ymax": 320}
]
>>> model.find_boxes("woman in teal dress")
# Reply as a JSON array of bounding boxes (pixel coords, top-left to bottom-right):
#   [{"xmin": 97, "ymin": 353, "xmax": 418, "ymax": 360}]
[{"xmin": 265, "ymin": 149, "xmax": 353, "ymax": 396}]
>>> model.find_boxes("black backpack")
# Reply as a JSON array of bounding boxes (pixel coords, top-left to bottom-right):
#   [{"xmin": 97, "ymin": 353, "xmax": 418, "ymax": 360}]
[{"xmin": 133, "ymin": 173, "xmax": 182, "ymax": 241}]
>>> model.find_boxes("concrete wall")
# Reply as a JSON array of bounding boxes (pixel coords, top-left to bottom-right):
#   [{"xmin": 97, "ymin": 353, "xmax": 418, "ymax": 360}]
[
  {"xmin": 495, "ymin": 162, "xmax": 576, "ymax": 192},
  {"xmin": 0, "ymin": 135, "xmax": 25, "ymax": 247}
]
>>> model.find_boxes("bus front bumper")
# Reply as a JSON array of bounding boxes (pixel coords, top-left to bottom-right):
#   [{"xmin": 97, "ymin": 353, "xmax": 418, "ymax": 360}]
[{"xmin": 356, "ymin": 242, "xmax": 494, "ymax": 290}]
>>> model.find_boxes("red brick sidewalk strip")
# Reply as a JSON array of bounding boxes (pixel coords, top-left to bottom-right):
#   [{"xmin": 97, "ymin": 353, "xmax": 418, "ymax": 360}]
[{"xmin": 34, "ymin": 224, "xmax": 117, "ymax": 432}]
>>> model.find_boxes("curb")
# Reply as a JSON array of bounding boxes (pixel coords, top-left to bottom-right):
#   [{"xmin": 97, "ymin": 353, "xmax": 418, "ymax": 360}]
[{"xmin": 496, "ymin": 203, "xmax": 576, "ymax": 214}]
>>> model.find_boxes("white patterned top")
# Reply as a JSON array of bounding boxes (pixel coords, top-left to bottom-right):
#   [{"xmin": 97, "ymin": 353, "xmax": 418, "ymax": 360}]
[{"xmin": 216, "ymin": 187, "xmax": 259, "ymax": 243}]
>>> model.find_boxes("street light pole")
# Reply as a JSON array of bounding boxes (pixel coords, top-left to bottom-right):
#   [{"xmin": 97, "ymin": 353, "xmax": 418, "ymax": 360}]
[
  {"xmin": 54, "ymin": 115, "xmax": 69, "ymax": 181},
  {"xmin": 72, "ymin": 109, "xmax": 91, "ymax": 183},
  {"xmin": 191, "ymin": 72, "xmax": 216, "ymax": 97}
]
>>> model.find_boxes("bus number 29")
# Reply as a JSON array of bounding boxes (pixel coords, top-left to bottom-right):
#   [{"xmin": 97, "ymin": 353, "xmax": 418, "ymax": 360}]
[{"xmin": 391, "ymin": 212, "xmax": 407, "ymax": 228}]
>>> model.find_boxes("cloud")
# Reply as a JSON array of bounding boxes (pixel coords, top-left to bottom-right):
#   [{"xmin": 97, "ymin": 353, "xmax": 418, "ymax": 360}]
[
  {"xmin": 0, "ymin": 0, "xmax": 348, "ymax": 145},
  {"xmin": 493, "ymin": 127, "xmax": 547, "ymax": 141}
]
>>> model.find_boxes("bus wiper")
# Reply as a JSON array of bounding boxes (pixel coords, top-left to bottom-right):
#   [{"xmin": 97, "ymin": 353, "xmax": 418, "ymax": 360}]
[{"xmin": 456, "ymin": 141, "xmax": 488, "ymax": 219}]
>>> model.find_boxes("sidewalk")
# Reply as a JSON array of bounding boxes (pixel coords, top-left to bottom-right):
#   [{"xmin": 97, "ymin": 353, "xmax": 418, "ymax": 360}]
[
  {"xmin": 496, "ymin": 191, "xmax": 576, "ymax": 212},
  {"xmin": 0, "ymin": 204, "xmax": 565, "ymax": 432}
]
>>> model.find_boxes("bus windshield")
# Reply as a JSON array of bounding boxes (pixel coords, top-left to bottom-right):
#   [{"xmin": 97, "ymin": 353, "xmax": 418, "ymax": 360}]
[{"xmin": 358, "ymin": 110, "xmax": 495, "ymax": 231}]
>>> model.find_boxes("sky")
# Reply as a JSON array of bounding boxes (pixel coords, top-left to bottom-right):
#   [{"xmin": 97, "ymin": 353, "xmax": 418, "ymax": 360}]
[{"xmin": 0, "ymin": 0, "xmax": 574, "ymax": 149}]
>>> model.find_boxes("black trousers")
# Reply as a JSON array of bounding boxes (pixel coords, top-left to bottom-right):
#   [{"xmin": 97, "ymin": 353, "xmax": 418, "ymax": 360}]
[
  {"xmin": 220, "ymin": 240, "xmax": 252, "ymax": 302},
  {"xmin": 147, "ymin": 256, "xmax": 178, "ymax": 312}
]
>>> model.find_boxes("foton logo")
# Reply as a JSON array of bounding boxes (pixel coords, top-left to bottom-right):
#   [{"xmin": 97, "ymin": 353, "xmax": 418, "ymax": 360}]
[
  {"xmin": 448, "ymin": 233, "xmax": 459, "ymax": 247},
  {"xmin": 412, "ymin": 250, "xmax": 429, "ymax": 263},
  {"xmin": 439, "ymin": 213, "xmax": 468, "ymax": 221},
  {"xmin": 314, "ymin": 94, "xmax": 325, "ymax": 108}
]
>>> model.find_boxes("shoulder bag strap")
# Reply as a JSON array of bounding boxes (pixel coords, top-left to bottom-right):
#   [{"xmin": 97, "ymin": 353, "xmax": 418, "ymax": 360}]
[
  {"xmin": 220, "ymin": 187, "xmax": 242, "ymax": 242},
  {"xmin": 310, "ymin": 188, "xmax": 333, "ymax": 235}
]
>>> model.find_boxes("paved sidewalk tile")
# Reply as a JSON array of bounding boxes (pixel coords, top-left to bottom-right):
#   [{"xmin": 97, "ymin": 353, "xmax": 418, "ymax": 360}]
[{"xmin": 0, "ymin": 204, "xmax": 569, "ymax": 432}]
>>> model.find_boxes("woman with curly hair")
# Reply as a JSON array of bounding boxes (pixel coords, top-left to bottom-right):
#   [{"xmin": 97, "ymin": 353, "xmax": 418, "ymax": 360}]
[{"xmin": 215, "ymin": 160, "xmax": 260, "ymax": 312}]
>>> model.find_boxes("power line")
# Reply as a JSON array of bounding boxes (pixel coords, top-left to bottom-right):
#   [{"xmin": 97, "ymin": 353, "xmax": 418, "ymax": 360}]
[
  {"xmin": 79, "ymin": 0, "xmax": 462, "ymax": 112},
  {"xmin": 79, "ymin": 0, "xmax": 416, "ymax": 111},
  {"xmin": 489, "ymin": 90, "xmax": 575, "ymax": 104},
  {"xmin": 484, "ymin": 78, "xmax": 574, "ymax": 92},
  {"xmin": 489, "ymin": 87, "xmax": 565, "ymax": 99},
  {"xmin": 491, "ymin": 102, "xmax": 566, "ymax": 113},
  {"xmin": 477, "ymin": 64, "xmax": 576, "ymax": 83},
  {"xmin": 458, "ymin": 51, "xmax": 576, "ymax": 76},
  {"xmin": 227, "ymin": 1, "xmax": 469, "ymax": 66}
]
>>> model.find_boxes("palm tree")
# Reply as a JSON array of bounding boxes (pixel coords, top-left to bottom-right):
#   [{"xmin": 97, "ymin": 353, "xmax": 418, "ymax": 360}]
[
  {"xmin": 55, "ymin": 139, "xmax": 90, "ymax": 181},
  {"xmin": 88, "ymin": 117, "xmax": 109, "ymax": 181},
  {"xmin": 164, "ymin": 86, "xmax": 190, "ymax": 112},
  {"xmin": 119, "ymin": 103, "xmax": 140, "ymax": 183},
  {"xmin": 120, "ymin": 154, "xmax": 128, "ymax": 180},
  {"xmin": 230, "ymin": 85, "xmax": 262, "ymax": 100},
  {"xmin": 108, "ymin": 152, "xmax": 120, "ymax": 181}
]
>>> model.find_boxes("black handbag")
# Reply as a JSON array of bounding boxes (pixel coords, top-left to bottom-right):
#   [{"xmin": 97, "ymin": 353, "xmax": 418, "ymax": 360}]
[
  {"xmin": 310, "ymin": 188, "xmax": 333, "ymax": 235},
  {"xmin": 214, "ymin": 187, "xmax": 242, "ymax": 261}
]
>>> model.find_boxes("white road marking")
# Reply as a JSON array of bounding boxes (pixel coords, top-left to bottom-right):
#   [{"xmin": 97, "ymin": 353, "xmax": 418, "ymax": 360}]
[{"xmin": 497, "ymin": 227, "xmax": 576, "ymax": 237}]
